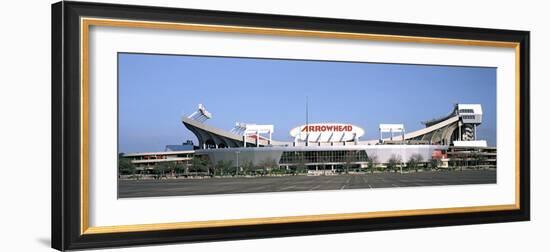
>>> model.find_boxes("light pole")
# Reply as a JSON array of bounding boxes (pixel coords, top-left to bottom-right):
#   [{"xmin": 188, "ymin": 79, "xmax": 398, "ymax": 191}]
[{"xmin": 235, "ymin": 150, "xmax": 241, "ymax": 176}]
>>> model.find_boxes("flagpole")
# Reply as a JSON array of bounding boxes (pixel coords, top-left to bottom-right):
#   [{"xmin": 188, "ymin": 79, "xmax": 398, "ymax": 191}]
[{"xmin": 306, "ymin": 96, "xmax": 309, "ymax": 146}]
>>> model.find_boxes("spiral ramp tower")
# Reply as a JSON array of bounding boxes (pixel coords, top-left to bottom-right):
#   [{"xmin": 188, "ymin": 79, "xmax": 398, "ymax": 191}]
[
  {"xmin": 365, "ymin": 104, "xmax": 484, "ymax": 146},
  {"xmin": 410, "ymin": 104, "xmax": 483, "ymax": 146}
]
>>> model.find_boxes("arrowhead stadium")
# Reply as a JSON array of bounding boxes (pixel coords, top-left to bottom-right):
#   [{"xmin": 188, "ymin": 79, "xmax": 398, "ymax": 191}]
[{"xmin": 122, "ymin": 103, "xmax": 496, "ymax": 175}]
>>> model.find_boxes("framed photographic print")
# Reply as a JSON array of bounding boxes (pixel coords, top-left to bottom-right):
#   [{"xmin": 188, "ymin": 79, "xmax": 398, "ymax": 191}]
[{"xmin": 51, "ymin": 1, "xmax": 530, "ymax": 250}]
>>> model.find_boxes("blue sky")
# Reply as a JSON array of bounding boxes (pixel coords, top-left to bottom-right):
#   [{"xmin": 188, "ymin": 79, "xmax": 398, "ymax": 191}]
[{"xmin": 118, "ymin": 53, "xmax": 496, "ymax": 153}]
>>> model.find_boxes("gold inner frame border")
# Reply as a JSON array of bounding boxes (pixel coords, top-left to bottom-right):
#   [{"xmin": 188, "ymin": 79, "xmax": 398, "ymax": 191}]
[{"xmin": 79, "ymin": 17, "xmax": 521, "ymax": 235}]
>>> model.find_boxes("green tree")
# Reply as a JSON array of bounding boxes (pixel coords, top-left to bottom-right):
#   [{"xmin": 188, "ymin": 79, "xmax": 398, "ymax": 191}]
[
  {"xmin": 428, "ymin": 158, "xmax": 440, "ymax": 171},
  {"xmin": 118, "ymin": 157, "xmax": 136, "ymax": 177},
  {"xmin": 294, "ymin": 153, "xmax": 308, "ymax": 175},
  {"xmin": 343, "ymin": 151, "xmax": 354, "ymax": 175},
  {"xmin": 215, "ymin": 160, "xmax": 233, "ymax": 176},
  {"xmin": 367, "ymin": 154, "xmax": 378, "ymax": 174},
  {"xmin": 241, "ymin": 161, "xmax": 254, "ymax": 176},
  {"xmin": 258, "ymin": 158, "xmax": 279, "ymax": 175},
  {"xmin": 190, "ymin": 156, "xmax": 208, "ymax": 174},
  {"xmin": 407, "ymin": 154, "xmax": 424, "ymax": 172},
  {"xmin": 173, "ymin": 163, "xmax": 186, "ymax": 177},
  {"xmin": 154, "ymin": 162, "xmax": 170, "ymax": 179},
  {"xmin": 472, "ymin": 152, "xmax": 486, "ymax": 170},
  {"xmin": 450, "ymin": 158, "xmax": 458, "ymax": 171},
  {"xmin": 318, "ymin": 155, "xmax": 331, "ymax": 175},
  {"xmin": 206, "ymin": 159, "xmax": 215, "ymax": 176},
  {"xmin": 387, "ymin": 154, "xmax": 402, "ymax": 173}
]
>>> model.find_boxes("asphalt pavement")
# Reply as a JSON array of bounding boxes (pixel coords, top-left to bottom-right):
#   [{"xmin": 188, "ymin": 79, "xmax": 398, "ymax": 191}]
[{"xmin": 118, "ymin": 170, "xmax": 496, "ymax": 198}]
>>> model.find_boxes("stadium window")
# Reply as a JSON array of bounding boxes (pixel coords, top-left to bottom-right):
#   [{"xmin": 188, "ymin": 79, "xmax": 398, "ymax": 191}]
[{"xmin": 459, "ymin": 109, "xmax": 474, "ymax": 113}]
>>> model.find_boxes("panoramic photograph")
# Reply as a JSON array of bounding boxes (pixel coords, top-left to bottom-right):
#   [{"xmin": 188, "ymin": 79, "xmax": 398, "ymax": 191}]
[{"xmin": 117, "ymin": 53, "xmax": 497, "ymax": 198}]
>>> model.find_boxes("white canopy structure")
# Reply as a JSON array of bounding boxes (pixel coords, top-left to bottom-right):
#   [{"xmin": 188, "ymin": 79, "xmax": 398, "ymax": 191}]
[
  {"xmin": 187, "ymin": 104, "xmax": 212, "ymax": 123},
  {"xmin": 232, "ymin": 122, "xmax": 274, "ymax": 147},
  {"xmin": 379, "ymin": 124, "xmax": 406, "ymax": 142}
]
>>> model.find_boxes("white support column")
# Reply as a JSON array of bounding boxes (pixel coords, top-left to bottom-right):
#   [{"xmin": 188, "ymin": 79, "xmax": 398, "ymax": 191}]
[
  {"xmin": 256, "ymin": 130, "xmax": 259, "ymax": 147},
  {"xmin": 243, "ymin": 135, "xmax": 247, "ymax": 148},
  {"xmin": 458, "ymin": 121, "xmax": 462, "ymax": 141},
  {"xmin": 474, "ymin": 124, "xmax": 477, "ymax": 140}
]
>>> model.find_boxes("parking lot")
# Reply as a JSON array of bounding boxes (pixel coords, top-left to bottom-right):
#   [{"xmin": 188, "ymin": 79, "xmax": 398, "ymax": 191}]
[{"xmin": 118, "ymin": 170, "xmax": 496, "ymax": 198}]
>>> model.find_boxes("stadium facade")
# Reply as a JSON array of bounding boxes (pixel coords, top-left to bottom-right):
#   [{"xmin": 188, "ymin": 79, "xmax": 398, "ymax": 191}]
[{"xmin": 123, "ymin": 103, "xmax": 496, "ymax": 173}]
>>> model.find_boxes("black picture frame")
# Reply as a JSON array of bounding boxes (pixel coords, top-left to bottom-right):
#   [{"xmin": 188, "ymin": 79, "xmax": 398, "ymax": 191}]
[{"xmin": 52, "ymin": 1, "xmax": 530, "ymax": 251}]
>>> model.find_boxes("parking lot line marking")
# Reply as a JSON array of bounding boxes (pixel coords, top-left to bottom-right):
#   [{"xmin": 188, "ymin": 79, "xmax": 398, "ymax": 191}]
[
  {"xmin": 278, "ymin": 185, "xmax": 296, "ymax": 191},
  {"xmin": 310, "ymin": 185, "xmax": 321, "ymax": 191}
]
